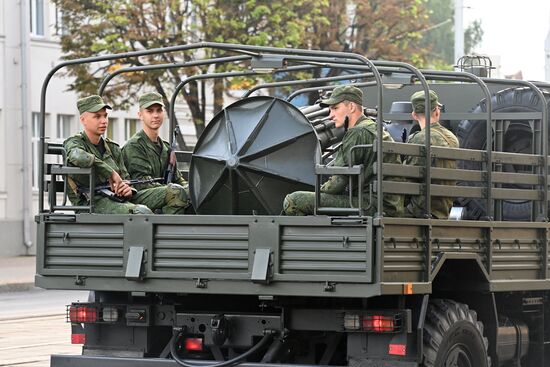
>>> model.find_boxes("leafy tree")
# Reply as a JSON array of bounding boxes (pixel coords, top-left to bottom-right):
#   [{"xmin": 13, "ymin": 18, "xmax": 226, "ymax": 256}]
[
  {"xmin": 54, "ymin": 0, "xmax": 466, "ymax": 143},
  {"xmin": 54, "ymin": 0, "xmax": 328, "ymax": 146},
  {"xmin": 293, "ymin": 0, "xmax": 435, "ymax": 105},
  {"xmin": 192, "ymin": 0, "xmax": 328, "ymax": 116},
  {"xmin": 464, "ymin": 19, "xmax": 483, "ymax": 55},
  {"xmin": 350, "ymin": 0, "xmax": 431, "ymax": 66},
  {"xmin": 420, "ymin": 0, "xmax": 484, "ymax": 68}
]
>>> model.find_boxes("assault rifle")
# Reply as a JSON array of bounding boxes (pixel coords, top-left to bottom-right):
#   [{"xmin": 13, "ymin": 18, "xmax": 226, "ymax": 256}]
[
  {"xmin": 79, "ymin": 177, "xmax": 164, "ymax": 202},
  {"xmin": 164, "ymin": 125, "xmax": 182, "ymax": 184}
]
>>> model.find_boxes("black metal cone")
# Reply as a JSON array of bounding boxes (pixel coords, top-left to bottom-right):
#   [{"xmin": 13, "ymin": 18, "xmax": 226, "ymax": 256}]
[{"xmin": 190, "ymin": 96, "xmax": 320, "ymax": 215}]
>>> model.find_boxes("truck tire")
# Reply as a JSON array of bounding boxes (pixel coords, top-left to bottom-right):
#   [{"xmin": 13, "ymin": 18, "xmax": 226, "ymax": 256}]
[
  {"xmin": 456, "ymin": 87, "xmax": 550, "ymax": 220},
  {"xmin": 423, "ymin": 299, "xmax": 490, "ymax": 367}
]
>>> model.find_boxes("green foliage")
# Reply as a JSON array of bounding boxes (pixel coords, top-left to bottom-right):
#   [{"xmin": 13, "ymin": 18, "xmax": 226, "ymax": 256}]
[
  {"xmin": 421, "ymin": 0, "xmax": 484, "ymax": 67},
  {"xmin": 54, "ymin": 0, "xmax": 330, "ymax": 142},
  {"xmin": 420, "ymin": 0, "xmax": 454, "ymax": 65},
  {"xmin": 54, "ymin": 0, "xmax": 473, "ymax": 141},
  {"xmin": 300, "ymin": 0, "xmax": 437, "ymax": 69},
  {"xmin": 465, "ymin": 19, "xmax": 483, "ymax": 55}
]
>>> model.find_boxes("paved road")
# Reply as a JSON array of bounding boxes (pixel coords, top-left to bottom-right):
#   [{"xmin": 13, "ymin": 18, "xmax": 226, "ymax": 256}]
[{"xmin": 0, "ymin": 289, "xmax": 89, "ymax": 367}]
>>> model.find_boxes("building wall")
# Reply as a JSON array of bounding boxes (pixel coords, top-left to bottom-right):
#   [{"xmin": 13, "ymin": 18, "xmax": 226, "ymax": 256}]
[
  {"xmin": 0, "ymin": 0, "xmax": 182, "ymax": 256},
  {"xmin": 546, "ymin": 26, "xmax": 550, "ymax": 82},
  {"xmin": 0, "ymin": 1, "xmax": 223, "ymax": 256},
  {"xmin": 0, "ymin": 0, "xmax": 29, "ymax": 256}
]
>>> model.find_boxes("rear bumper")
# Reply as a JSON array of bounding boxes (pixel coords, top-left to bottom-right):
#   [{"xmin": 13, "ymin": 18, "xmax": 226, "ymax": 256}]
[
  {"xmin": 51, "ymin": 355, "xmax": 331, "ymax": 367},
  {"xmin": 51, "ymin": 355, "xmax": 418, "ymax": 367}
]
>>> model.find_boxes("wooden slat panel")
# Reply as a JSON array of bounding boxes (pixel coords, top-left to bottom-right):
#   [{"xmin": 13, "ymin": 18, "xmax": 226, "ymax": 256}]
[
  {"xmin": 381, "ymin": 165, "xmax": 540, "ymax": 186},
  {"xmin": 492, "ymin": 188, "xmax": 541, "ymax": 201},
  {"xmin": 380, "ymin": 164, "xmax": 483, "ymax": 182},
  {"xmin": 493, "ymin": 151, "xmax": 541, "ymax": 166},
  {"xmin": 493, "ymin": 172, "xmax": 540, "ymax": 185},
  {"xmin": 379, "ymin": 142, "xmax": 544, "ymax": 167},
  {"xmin": 379, "ymin": 181, "xmax": 484, "ymax": 198}
]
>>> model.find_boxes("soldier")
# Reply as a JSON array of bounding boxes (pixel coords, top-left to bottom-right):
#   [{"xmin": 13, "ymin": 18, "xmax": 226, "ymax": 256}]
[
  {"xmin": 283, "ymin": 85, "xmax": 403, "ymax": 216},
  {"xmin": 122, "ymin": 92, "xmax": 190, "ymax": 214},
  {"xmin": 64, "ymin": 95, "xmax": 186, "ymax": 214},
  {"xmin": 404, "ymin": 90, "xmax": 459, "ymax": 219}
]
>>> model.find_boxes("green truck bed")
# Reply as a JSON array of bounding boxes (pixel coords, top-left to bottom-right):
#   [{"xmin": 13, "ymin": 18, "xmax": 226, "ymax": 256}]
[{"xmin": 35, "ymin": 213, "xmax": 550, "ymax": 297}]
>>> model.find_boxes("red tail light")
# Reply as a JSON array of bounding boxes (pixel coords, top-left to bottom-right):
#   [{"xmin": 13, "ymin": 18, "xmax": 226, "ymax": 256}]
[
  {"xmin": 69, "ymin": 304, "xmax": 97, "ymax": 323},
  {"xmin": 184, "ymin": 337, "xmax": 203, "ymax": 351},
  {"xmin": 363, "ymin": 315, "xmax": 396, "ymax": 332},
  {"xmin": 344, "ymin": 312, "xmax": 403, "ymax": 333}
]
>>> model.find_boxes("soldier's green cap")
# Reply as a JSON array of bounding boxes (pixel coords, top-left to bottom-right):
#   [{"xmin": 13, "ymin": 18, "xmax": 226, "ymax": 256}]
[
  {"xmin": 410, "ymin": 90, "xmax": 442, "ymax": 113},
  {"xmin": 320, "ymin": 85, "xmax": 363, "ymax": 107},
  {"xmin": 139, "ymin": 92, "xmax": 165, "ymax": 109},
  {"xmin": 77, "ymin": 95, "xmax": 112, "ymax": 114}
]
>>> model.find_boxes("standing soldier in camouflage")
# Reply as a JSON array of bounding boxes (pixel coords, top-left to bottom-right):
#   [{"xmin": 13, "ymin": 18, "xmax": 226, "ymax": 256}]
[
  {"xmin": 283, "ymin": 85, "xmax": 403, "ymax": 216},
  {"xmin": 64, "ymin": 95, "xmax": 186, "ymax": 214},
  {"xmin": 404, "ymin": 90, "xmax": 459, "ymax": 219},
  {"xmin": 122, "ymin": 92, "xmax": 190, "ymax": 214}
]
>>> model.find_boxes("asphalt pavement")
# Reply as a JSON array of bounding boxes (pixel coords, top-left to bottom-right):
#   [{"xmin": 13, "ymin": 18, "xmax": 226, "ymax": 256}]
[{"xmin": 0, "ymin": 255, "xmax": 36, "ymax": 292}]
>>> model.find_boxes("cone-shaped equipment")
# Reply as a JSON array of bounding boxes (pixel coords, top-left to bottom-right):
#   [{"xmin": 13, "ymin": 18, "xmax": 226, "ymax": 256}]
[{"xmin": 190, "ymin": 96, "xmax": 320, "ymax": 215}]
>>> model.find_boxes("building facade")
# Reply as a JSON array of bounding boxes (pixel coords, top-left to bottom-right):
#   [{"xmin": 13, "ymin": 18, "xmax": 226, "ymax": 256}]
[
  {"xmin": 0, "ymin": 0, "xmax": 205, "ymax": 256},
  {"xmin": 546, "ymin": 25, "xmax": 550, "ymax": 82}
]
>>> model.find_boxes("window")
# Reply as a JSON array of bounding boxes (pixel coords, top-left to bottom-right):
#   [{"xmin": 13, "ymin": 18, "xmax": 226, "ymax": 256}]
[
  {"xmin": 56, "ymin": 114, "xmax": 73, "ymax": 140},
  {"xmin": 125, "ymin": 118, "xmax": 140, "ymax": 141},
  {"xmin": 53, "ymin": 4, "xmax": 68, "ymax": 36},
  {"xmin": 106, "ymin": 118, "xmax": 116, "ymax": 140},
  {"xmin": 30, "ymin": 0, "xmax": 45, "ymax": 36}
]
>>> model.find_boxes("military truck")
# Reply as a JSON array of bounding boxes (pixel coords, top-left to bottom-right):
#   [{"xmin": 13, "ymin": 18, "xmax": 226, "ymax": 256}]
[{"xmin": 36, "ymin": 43, "xmax": 550, "ymax": 367}]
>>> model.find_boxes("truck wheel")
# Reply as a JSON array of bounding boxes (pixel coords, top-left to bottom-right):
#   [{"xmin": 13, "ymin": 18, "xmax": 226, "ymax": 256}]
[
  {"xmin": 423, "ymin": 299, "xmax": 490, "ymax": 367},
  {"xmin": 456, "ymin": 87, "xmax": 550, "ymax": 220}
]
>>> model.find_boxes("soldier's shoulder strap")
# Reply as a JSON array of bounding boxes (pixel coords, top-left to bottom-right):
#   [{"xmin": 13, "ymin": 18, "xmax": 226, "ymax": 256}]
[
  {"xmin": 104, "ymin": 137, "xmax": 120, "ymax": 147},
  {"xmin": 66, "ymin": 176, "xmax": 81, "ymax": 197}
]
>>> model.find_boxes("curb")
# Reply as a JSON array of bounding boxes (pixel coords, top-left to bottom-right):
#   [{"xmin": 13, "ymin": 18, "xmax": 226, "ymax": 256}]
[{"xmin": 0, "ymin": 282, "xmax": 36, "ymax": 293}]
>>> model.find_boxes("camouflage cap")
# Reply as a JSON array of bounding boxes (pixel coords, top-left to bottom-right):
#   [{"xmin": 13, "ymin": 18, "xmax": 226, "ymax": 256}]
[
  {"xmin": 320, "ymin": 85, "xmax": 363, "ymax": 107},
  {"xmin": 410, "ymin": 90, "xmax": 443, "ymax": 113},
  {"xmin": 139, "ymin": 92, "xmax": 165, "ymax": 109},
  {"xmin": 77, "ymin": 95, "xmax": 112, "ymax": 114}
]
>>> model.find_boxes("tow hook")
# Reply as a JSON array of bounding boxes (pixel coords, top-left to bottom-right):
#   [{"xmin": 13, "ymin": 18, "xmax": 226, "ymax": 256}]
[{"xmin": 211, "ymin": 314, "xmax": 230, "ymax": 346}]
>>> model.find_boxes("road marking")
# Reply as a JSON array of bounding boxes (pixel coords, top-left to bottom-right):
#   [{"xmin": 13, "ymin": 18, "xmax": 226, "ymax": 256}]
[
  {"xmin": 0, "ymin": 359, "xmax": 47, "ymax": 366},
  {"xmin": 0, "ymin": 342, "xmax": 68, "ymax": 351}
]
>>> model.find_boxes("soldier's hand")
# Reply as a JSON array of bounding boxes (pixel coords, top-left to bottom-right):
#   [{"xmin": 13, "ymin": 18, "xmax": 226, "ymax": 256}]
[
  {"xmin": 117, "ymin": 181, "xmax": 133, "ymax": 198},
  {"xmin": 108, "ymin": 171, "xmax": 133, "ymax": 198},
  {"xmin": 108, "ymin": 171, "xmax": 124, "ymax": 192}
]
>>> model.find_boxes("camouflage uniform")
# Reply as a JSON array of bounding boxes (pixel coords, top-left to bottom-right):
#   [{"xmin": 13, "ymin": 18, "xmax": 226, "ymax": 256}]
[
  {"xmin": 122, "ymin": 129, "xmax": 190, "ymax": 212},
  {"xmin": 64, "ymin": 132, "xmax": 148, "ymax": 214},
  {"xmin": 284, "ymin": 116, "xmax": 404, "ymax": 216},
  {"xmin": 404, "ymin": 90, "xmax": 459, "ymax": 219},
  {"xmin": 64, "ymin": 132, "xmax": 188, "ymax": 214},
  {"xmin": 404, "ymin": 123, "xmax": 459, "ymax": 219}
]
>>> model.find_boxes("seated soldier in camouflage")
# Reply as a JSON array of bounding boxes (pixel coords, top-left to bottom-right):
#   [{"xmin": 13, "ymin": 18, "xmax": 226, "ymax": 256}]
[
  {"xmin": 404, "ymin": 90, "xmax": 459, "ymax": 219},
  {"xmin": 122, "ymin": 92, "xmax": 190, "ymax": 214},
  {"xmin": 64, "ymin": 95, "xmax": 187, "ymax": 214},
  {"xmin": 283, "ymin": 85, "xmax": 403, "ymax": 217}
]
